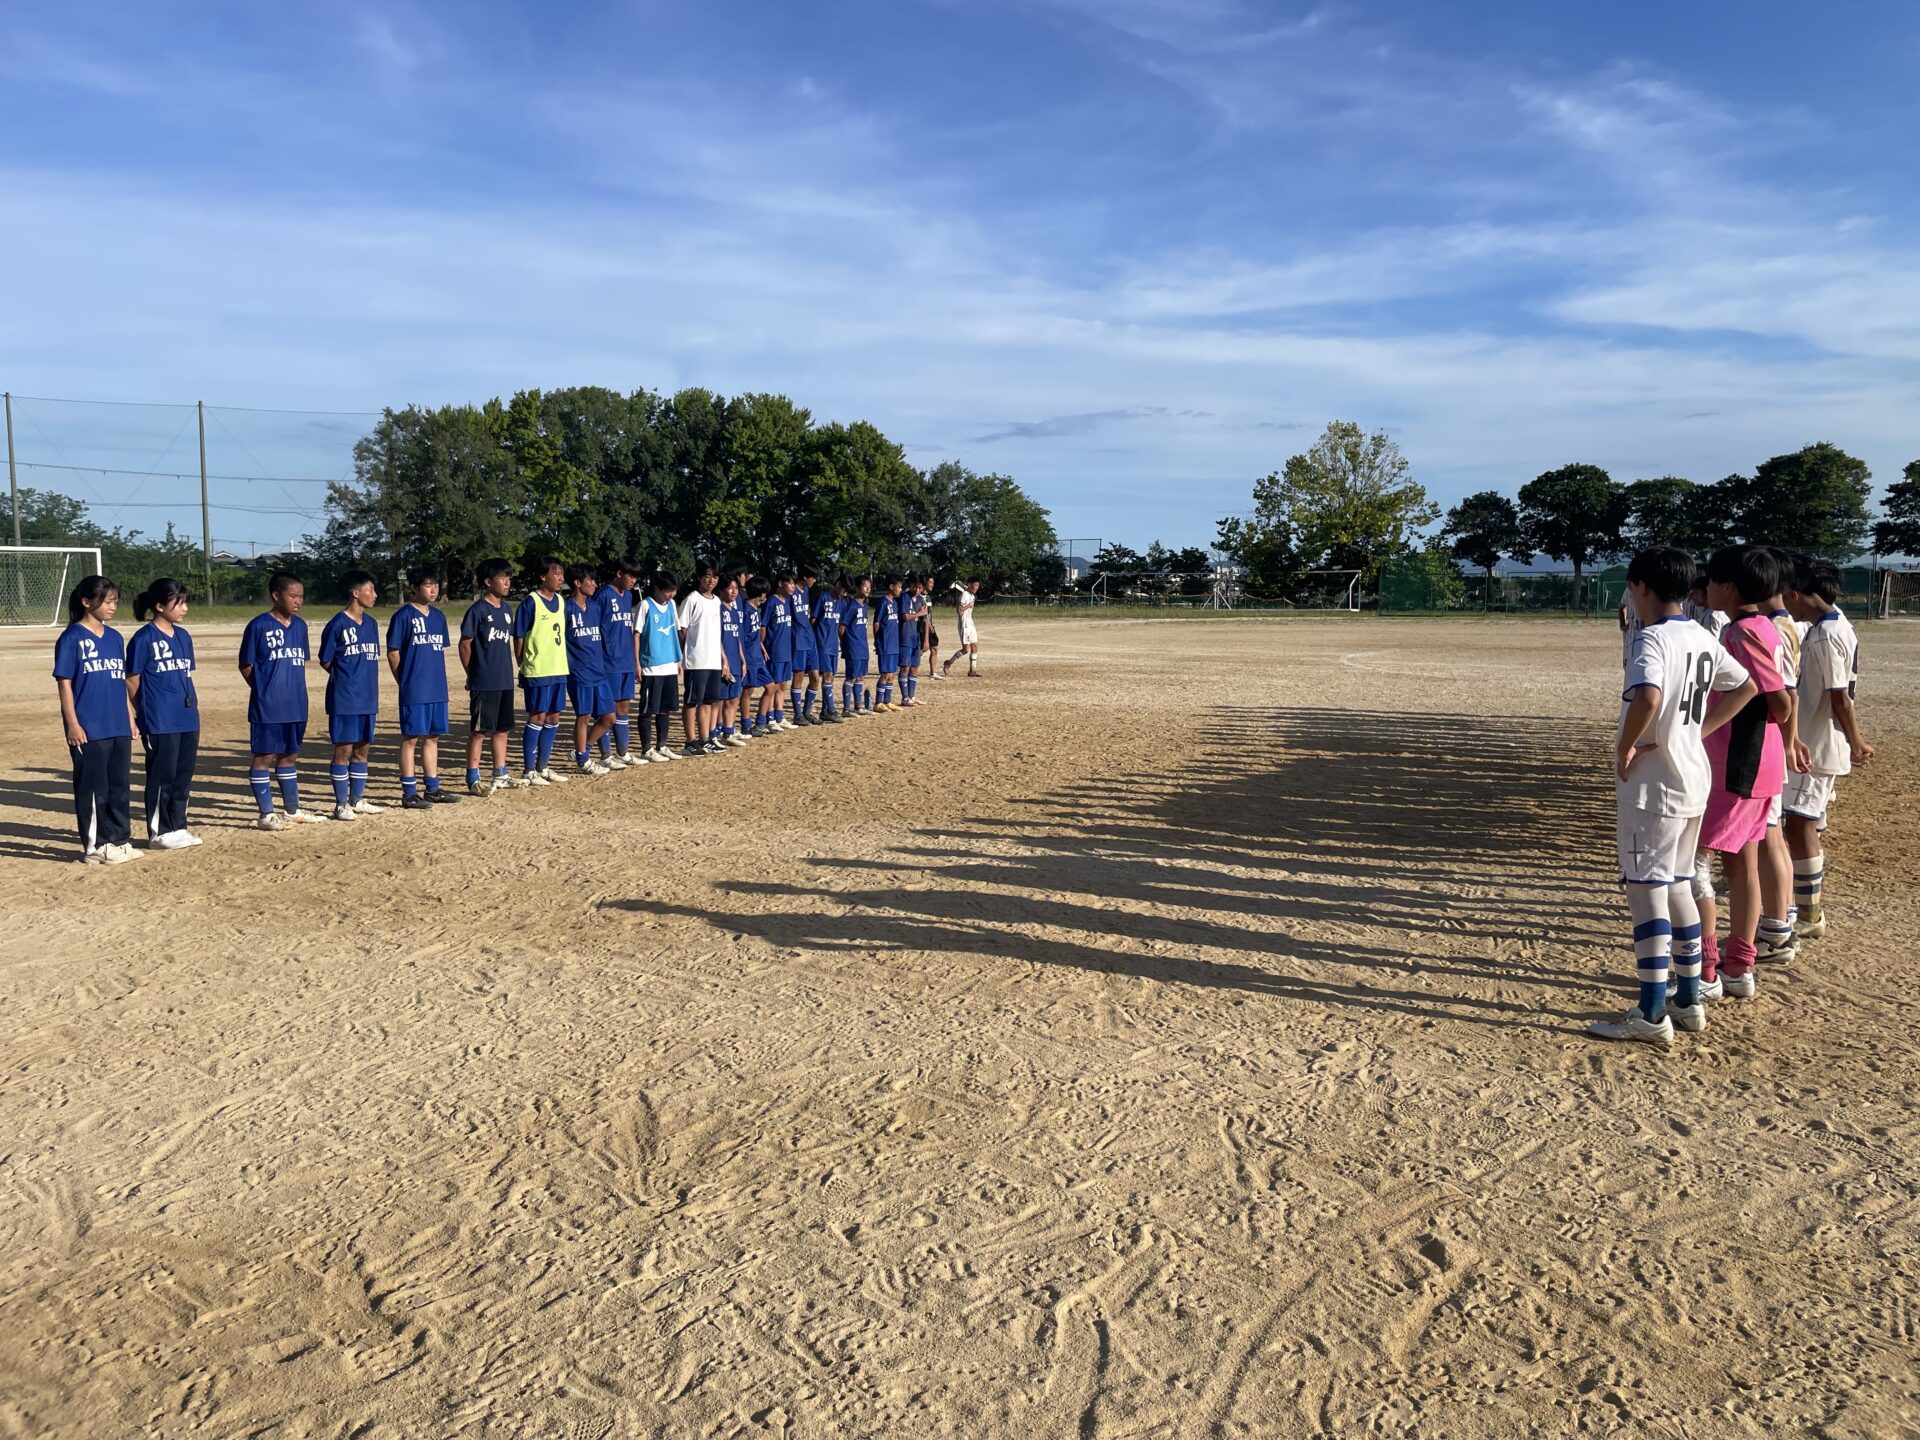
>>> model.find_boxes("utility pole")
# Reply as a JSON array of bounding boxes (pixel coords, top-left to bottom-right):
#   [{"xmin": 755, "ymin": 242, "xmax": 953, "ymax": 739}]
[
  {"xmin": 197, "ymin": 401, "xmax": 212, "ymax": 603},
  {"xmin": 5, "ymin": 391, "xmax": 18, "ymax": 546}
]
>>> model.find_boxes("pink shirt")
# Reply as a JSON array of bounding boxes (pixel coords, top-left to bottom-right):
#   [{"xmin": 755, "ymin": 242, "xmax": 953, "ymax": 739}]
[{"xmin": 1705, "ymin": 613, "xmax": 1786, "ymax": 799}]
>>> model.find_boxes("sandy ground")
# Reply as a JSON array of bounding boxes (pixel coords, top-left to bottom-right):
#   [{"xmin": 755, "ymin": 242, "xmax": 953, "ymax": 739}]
[{"xmin": 0, "ymin": 613, "xmax": 1916, "ymax": 1440}]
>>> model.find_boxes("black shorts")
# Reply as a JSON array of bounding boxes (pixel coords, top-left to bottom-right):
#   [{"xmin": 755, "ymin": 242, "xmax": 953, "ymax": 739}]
[
  {"xmin": 469, "ymin": 688, "xmax": 516, "ymax": 733},
  {"xmin": 643, "ymin": 673, "xmax": 682, "ymax": 714},
  {"xmin": 927, "ymin": 627, "xmax": 940, "ymax": 647},
  {"xmin": 683, "ymin": 668, "xmax": 721, "ymax": 706}
]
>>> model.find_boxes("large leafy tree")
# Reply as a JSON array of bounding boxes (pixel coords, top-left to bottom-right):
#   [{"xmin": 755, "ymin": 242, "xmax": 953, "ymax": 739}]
[
  {"xmin": 1874, "ymin": 459, "xmax": 1920, "ymax": 558},
  {"xmin": 932, "ymin": 466, "xmax": 1055, "ymax": 594},
  {"xmin": 1622, "ymin": 476, "xmax": 1717, "ymax": 553},
  {"xmin": 1254, "ymin": 421, "xmax": 1436, "ymax": 583},
  {"xmin": 1709, "ymin": 442, "xmax": 1874, "ymax": 556},
  {"xmin": 1214, "ymin": 514, "xmax": 1303, "ymax": 599},
  {"xmin": 1441, "ymin": 490, "xmax": 1528, "ymax": 604},
  {"xmin": 1517, "ymin": 463, "xmax": 1625, "ymax": 587}
]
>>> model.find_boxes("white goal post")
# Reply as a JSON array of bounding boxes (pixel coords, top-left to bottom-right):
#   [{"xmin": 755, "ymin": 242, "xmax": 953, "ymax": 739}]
[
  {"xmin": 0, "ymin": 545, "xmax": 103, "ymax": 626},
  {"xmin": 1882, "ymin": 568, "xmax": 1920, "ymax": 619},
  {"xmin": 1298, "ymin": 568, "xmax": 1363, "ymax": 611}
]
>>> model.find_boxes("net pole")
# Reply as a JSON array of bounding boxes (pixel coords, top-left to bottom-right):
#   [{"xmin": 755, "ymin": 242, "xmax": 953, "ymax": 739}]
[
  {"xmin": 5, "ymin": 392, "xmax": 20, "ymax": 611},
  {"xmin": 197, "ymin": 400, "xmax": 213, "ymax": 604}
]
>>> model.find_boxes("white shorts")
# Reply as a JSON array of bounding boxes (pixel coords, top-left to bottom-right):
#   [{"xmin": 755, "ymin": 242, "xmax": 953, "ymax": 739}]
[
  {"xmin": 959, "ymin": 615, "xmax": 978, "ymax": 645},
  {"xmin": 1767, "ymin": 792, "xmax": 1782, "ymax": 828},
  {"xmin": 1619, "ymin": 808, "xmax": 1703, "ymax": 886},
  {"xmin": 1781, "ymin": 771, "xmax": 1836, "ymax": 824}
]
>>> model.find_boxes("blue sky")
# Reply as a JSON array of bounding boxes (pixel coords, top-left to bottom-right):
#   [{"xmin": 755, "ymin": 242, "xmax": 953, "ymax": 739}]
[{"xmin": 2, "ymin": 0, "xmax": 1916, "ymax": 552}]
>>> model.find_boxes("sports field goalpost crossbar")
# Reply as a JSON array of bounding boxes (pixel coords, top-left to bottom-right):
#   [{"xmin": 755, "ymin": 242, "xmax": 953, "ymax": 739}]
[{"xmin": 0, "ymin": 545, "xmax": 103, "ymax": 626}]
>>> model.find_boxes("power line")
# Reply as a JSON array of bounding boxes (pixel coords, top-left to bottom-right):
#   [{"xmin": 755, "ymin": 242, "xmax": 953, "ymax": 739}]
[
  {"xmin": 15, "ymin": 460, "xmax": 343, "ymax": 484},
  {"xmin": 12, "ymin": 393, "xmax": 380, "ymax": 418}
]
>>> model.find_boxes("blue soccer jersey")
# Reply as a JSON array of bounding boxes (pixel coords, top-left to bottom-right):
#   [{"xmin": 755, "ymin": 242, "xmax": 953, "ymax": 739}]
[
  {"xmin": 53, "ymin": 621, "xmax": 131, "ymax": 740},
  {"xmin": 386, "ymin": 603, "xmax": 451, "ymax": 706},
  {"xmin": 459, "ymin": 597, "xmax": 516, "ymax": 692},
  {"xmin": 896, "ymin": 595, "xmax": 918, "ymax": 652},
  {"xmin": 875, "ymin": 595, "xmax": 901, "ymax": 655},
  {"xmin": 598, "ymin": 585, "xmax": 637, "ymax": 676},
  {"xmin": 812, "ymin": 591, "xmax": 841, "ymax": 654},
  {"xmin": 719, "ymin": 598, "xmax": 747, "ymax": 678},
  {"xmin": 764, "ymin": 592, "xmax": 795, "ymax": 662},
  {"xmin": 320, "ymin": 610, "xmax": 382, "ymax": 715},
  {"xmin": 841, "ymin": 597, "xmax": 869, "ymax": 657},
  {"xmin": 239, "ymin": 612, "xmax": 312, "ymax": 724},
  {"xmin": 127, "ymin": 621, "xmax": 198, "ymax": 734},
  {"xmin": 565, "ymin": 596, "xmax": 607, "ymax": 682}
]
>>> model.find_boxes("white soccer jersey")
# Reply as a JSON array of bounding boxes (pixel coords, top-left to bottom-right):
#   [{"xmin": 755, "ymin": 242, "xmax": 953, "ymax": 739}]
[
  {"xmin": 1797, "ymin": 608, "xmax": 1860, "ymax": 776},
  {"xmin": 677, "ymin": 591, "xmax": 723, "ymax": 668},
  {"xmin": 1683, "ymin": 599, "xmax": 1728, "ymax": 637},
  {"xmin": 1768, "ymin": 608, "xmax": 1804, "ymax": 688},
  {"xmin": 1618, "ymin": 615, "xmax": 1751, "ymax": 817}
]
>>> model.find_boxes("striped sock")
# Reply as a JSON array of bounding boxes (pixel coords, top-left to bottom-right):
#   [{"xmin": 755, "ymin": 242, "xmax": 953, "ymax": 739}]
[
  {"xmin": 349, "ymin": 761, "xmax": 368, "ymax": 803},
  {"xmin": 1628, "ymin": 886, "xmax": 1672, "ymax": 1020},
  {"xmin": 274, "ymin": 767, "xmax": 299, "ymax": 814},
  {"xmin": 1757, "ymin": 915, "xmax": 1793, "ymax": 953},
  {"xmin": 1792, "ymin": 856, "xmax": 1823, "ymax": 912},
  {"xmin": 539, "ymin": 724, "xmax": 559, "ymax": 770},
  {"xmin": 248, "ymin": 768, "xmax": 274, "ymax": 816},
  {"xmin": 330, "ymin": 763, "xmax": 350, "ymax": 807},
  {"xmin": 1669, "ymin": 883, "xmax": 1703, "ymax": 1008},
  {"xmin": 402, "ymin": 774, "xmax": 419, "ymax": 799},
  {"xmin": 523, "ymin": 723, "xmax": 541, "ymax": 772},
  {"xmin": 613, "ymin": 720, "xmax": 629, "ymax": 755}
]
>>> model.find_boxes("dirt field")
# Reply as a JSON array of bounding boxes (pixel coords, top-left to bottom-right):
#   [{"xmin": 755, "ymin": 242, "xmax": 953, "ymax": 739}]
[{"xmin": 1, "ymin": 613, "xmax": 1916, "ymax": 1440}]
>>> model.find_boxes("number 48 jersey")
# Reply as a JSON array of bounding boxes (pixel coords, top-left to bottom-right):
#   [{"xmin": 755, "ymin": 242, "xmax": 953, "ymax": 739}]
[{"xmin": 1619, "ymin": 615, "xmax": 1750, "ymax": 818}]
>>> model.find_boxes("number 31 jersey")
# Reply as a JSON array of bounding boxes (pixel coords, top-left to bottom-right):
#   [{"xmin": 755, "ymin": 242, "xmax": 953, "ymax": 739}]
[{"xmin": 1619, "ymin": 615, "xmax": 1751, "ymax": 818}]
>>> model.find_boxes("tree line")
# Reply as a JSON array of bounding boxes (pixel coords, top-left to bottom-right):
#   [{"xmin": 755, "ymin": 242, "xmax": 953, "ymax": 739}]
[{"xmin": 310, "ymin": 386, "xmax": 1058, "ymax": 599}]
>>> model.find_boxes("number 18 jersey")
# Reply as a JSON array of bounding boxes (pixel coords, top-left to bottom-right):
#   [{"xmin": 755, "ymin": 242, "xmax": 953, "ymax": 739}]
[{"xmin": 1619, "ymin": 615, "xmax": 1750, "ymax": 817}]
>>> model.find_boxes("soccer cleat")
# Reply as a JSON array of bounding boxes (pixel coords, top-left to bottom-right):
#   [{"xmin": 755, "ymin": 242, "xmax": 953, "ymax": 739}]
[
  {"xmin": 605, "ymin": 754, "xmax": 631, "ymax": 771},
  {"xmin": 427, "ymin": 789, "xmax": 462, "ymax": 804},
  {"xmin": 541, "ymin": 767, "xmax": 570, "ymax": 784},
  {"xmin": 1669, "ymin": 1003, "xmax": 1707, "ymax": 1033},
  {"xmin": 286, "ymin": 810, "xmax": 329, "ymax": 824},
  {"xmin": 750, "ymin": 724, "xmax": 770, "ymax": 738},
  {"xmin": 467, "ymin": 781, "xmax": 490, "ymax": 797},
  {"xmin": 353, "ymin": 797, "xmax": 384, "ymax": 814},
  {"xmin": 727, "ymin": 733, "xmax": 750, "ymax": 748},
  {"xmin": 524, "ymin": 770, "xmax": 551, "ymax": 786},
  {"xmin": 1723, "ymin": 971, "xmax": 1757, "ymax": 998},
  {"xmin": 402, "ymin": 794, "xmax": 433, "ymax": 810},
  {"xmin": 1697, "ymin": 976, "xmax": 1725, "ymax": 1002},
  {"xmin": 333, "ymin": 804, "xmax": 361, "ymax": 822},
  {"xmin": 702, "ymin": 739, "xmax": 728, "ymax": 755},
  {"xmin": 1588, "ymin": 1007, "xmax": 1674, "ymax": 1046},
  {"xmin": 578, "ymin": 759, "xmax": 610, "ymax": 777},
  {"xmin": 683, "ymin": 744, "xmax": 706, "ymax": 759},
  {"xmin": 256, "ymin": 812, "xmax": 289, "ymax": 832},
  {"xmin": 99, "ymin": 842, "xmax": 143, "ymax": 865},
  {"xmin": 488, "ymin": 775, "xmax": 520, "ymax": 794},
  {"xmin": 657, "ymin": 746, "xmax": 682, "ymax": 761},
  {"xmin": 1756, "ymin": 935, "xmax": 1797, "ymax": 965},
  {"xmin": 1798, "ymin": 907, "xmax": 1827, "ymax": 940},
  {"xmin": 171, "ymin": 830, "xmax": 204, "ymax": 848}
]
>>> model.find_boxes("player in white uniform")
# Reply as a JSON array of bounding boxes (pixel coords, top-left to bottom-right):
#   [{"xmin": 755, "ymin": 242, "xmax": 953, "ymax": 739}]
[
  {"xmin": 1781, "ymin": 557, "xmax": 1872, "ymax": 941},
  {"xmin": 1595, "ymin": 548, "xmax": 1756, "ymax": 1046},
  {"xmin": 1754, "ymin": 548, "xmax": 1808, "ymax": 963},
  {"xmin": 941, "ymin": 580, "xmax": 981, "ymax": 678}
]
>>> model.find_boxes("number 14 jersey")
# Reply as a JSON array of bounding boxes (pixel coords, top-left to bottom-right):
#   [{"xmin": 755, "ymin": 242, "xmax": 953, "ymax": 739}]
[{"xmin": 1619, "ymin": 614, "xmax": 1750, "ymax": 818}]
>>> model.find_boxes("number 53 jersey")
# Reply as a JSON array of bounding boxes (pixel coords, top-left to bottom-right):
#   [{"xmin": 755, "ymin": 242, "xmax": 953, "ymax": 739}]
[{"xmin": 1619, "ymin": 615, "xmax": 1751, "ymax": 817}]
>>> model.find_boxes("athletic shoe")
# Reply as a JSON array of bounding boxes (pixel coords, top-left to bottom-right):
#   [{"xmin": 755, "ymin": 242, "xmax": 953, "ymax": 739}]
[
  {"xmin": 427, "ymin": 789, "xmax": 462, "ymax": 804},
  {"xmin": 488, "ymin": 775, "xmax": 520, "ymax": 793},
  {"xmin": 286, "ymin": 810, "xmax": 329, "ymax": 824},
  {"xmin": 657, "ymin": 747, "xmax": 682, "ymax": 761},
  {"xmin": 1588, "ymin": 1007, "xmax": 1674, "ymax": 1046},
  {"xmin": 81, "ymin": 849, "xmax": 104, "ymax": 865},
  {"xmin": 332, "ymin": 804, "xmax": 360, "ymax": 822},
  {"xmin": 1669, "ymin": 1002, "xmax": 1707, "ymax": 1033},
  {"xmin": 524, "ymin": 770, "xmax": 551, "ymax": 786},
  {"xmin": 256, "ymin": 812, "xmax": 289, "ymax": 832},
  {"xmin": 682, "ymin": 744, "xmax": 706, "ymax": 759},
  {"xmin": 1697, "ymin": 976, "xmax": 1725, "ymax": 1002},
  {"xmin": 99, "ymin": 842, "xmax": 143, "ymax": 865},
  {"xmin": 402, "ymin": 794, "xmax": 434, "ymax": 811},
  {"xmin": 612, "ymin": 752, "xmax": 636, "ymax": 768},
  {"xmin": 353, "ymin": 797, "xmax": 384, "ymax": 814},
  {"xmin": 703, "ymin": 739, "xmax": 728, "ymax": 756},
  {"xmin": 1756, "ymin": 935, "xmax": 1798, "ymax": 964},
  {"xmin": 1723, "ymin": 971, "xmax": 1757, "ymax": 998},
  {"xmin": 1798, "ymin": 907, "xmax": 1827, "ymax": 940},
  {"xmin": 726, "ymin": 733, "xmax": 750, "ymax": 748},
  {"xmin": 467, "ymin": 781, "xmax": 490, "ymax": 797},
  {"xmin": 540, "ymin": 768, "xmax": 570, "ymax": 784},
  {"xmin": 604, "ymin": 754, "xmax": 631, "ymax": 771},
  {"xmin": 749, "ymin": 724, "xmax": 770, "ymax": 738},
  {"xmin": 826, "ymin": 712, "xmax": 846, "ymax": 723},
  {"xmin": 170, "ymin": 830, "xmax": 204, "ymax": 848},
  {"xmin": 149, "ymin": 831, "xmax": 192, "ymax": 849},
  {"xmin": 931, "ymin": 671, "xmax": 948, "ymax": 681},
  {"xmin": 577, "ymin": 759, "xmax": 611, "ymax": 777},
  {"xmin": 794, "ymin": 713, "xmax": 814, "ymax": 726},
  {"xmin": 780, "ymin": 718, "xmax": 800, "ymax": 730}
]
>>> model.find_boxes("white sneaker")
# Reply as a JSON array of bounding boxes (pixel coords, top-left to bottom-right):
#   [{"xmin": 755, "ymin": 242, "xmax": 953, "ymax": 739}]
[
  {"xmin": 149, "ymin": 831, "xmax": 190, "ymax": 850},
  {"xmin": 612, "ymin": 752, "xmax": 636, "ymax": 769},
  {"xmin": 487, "ymin": 775, "xmax": 520, "ymax": 794},
  {"xmin": 257, "ymin": 812, "xmax": 289, "ymax": 832},
  {"xmin": 100, "ymin": 842, "xmax": 143, "ymax": 865},
  {"xmin": 1798, "ymin": 909, "xmax": 1827, "ymax": 940},
  {"xmin": 657, "ymin": 747, "xmax": 681, "ymax": 761},
  {"xmin": 1723, "ymin": 971, "xmax": 1757, "ymax": 998},
  {"xmin": 605, "ymin": 753, "xmax": 630, "ymax": 770},
  {"xmin": 1669, "ymin": 1003, "xmax": 1707, "ymax": 1033},
  {"xmin": 333, "ymin": 804, "xmax": 359, "ymax": 822},
  {"xmin": 726, "ymin": 734, "xmax": 750, "ymax": 748},
  {"xmin": 541, "ymin": 767, "xmax": 571, "ymax": 784},
  {"xmin": 1756, "ymin": 936, "xmax": 1797, "ymax": 964},
  {"xmin": 524, "ymin": 769, "xmax": 551, "ymax": 786},
  {"xmin": 353, "ymin": 797, "xmax": 384, "ymax": 815},
  {"xmin": 1589, "ymin": 1006, "xmax": 1673, "ymax": 1045},
  {"xmin": 577, "ymin": 759, "xmax": 610, "ymax": 777},
  {"xmin": 1697, "ymin": 976, "xmax": 1725, "ymax": 1002},
  {"xmin": 285, "ymin": 810, "xmax": 329, "ymax": 824},
  {"xmin": 931, "ymin": 671, "xmax": 948, "ymax": 681},
  {"xmin": 81, "ymin": 848, "xmax": 104, "ymax": 865},
  {"xmin": 170, "ymin": 830, "xmax": 203, "ymax": 848}
]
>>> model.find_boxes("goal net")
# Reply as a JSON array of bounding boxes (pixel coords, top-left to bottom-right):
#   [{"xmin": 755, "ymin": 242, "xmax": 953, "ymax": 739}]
[
  {"xmin": 0, "ymin": 546, "xmax": 103, "ymax": 626},
  {"xmin": 1882, "ymin": 569, "xmax": 1920, "ymax": 619},
  {"xmin": 1296, "ymin": 569, "xmax": 1363, "ymax": 611}
]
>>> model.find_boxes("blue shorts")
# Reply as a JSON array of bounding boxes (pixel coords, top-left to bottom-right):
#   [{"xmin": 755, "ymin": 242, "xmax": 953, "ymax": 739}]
[
  {"xmin": 399, "ymin": 701, "xmax": 449, "ymax": 737},
  {"xmin": 522, "ymin": 677, "xmax": 567, "ymax": 714},
  {"xmin": 844, "ymin": 650, "xmax": 870, "ymax": 680},
  {"xmin": 814, "ymin": 637, "xmax": 838, "ymax": 676},
  {"xmin": 876, "ymin": 649, "xmax": 900, "ymax": 674},
  {"xmin": 250, "ymin": 720, "xmax": 306, "ymax": 756},
  {"xmin": 568, "ymin": 676, "xmax": 614, "ymax": 717},
  {"xmin": 608, "ymin": 671, "xmax": 636, "ymax": 703},
  {"xmin": 792, "ymin": 641, "xmax": 815, "ymax": 671},
  {"xmin": 718, "ymin": 675, "xmax": 744, "ymax": 702},
  {"xmin": 746, "ymin": 658, "xmax": 769, "ymax": 688},
  {"xmin": 766, "ymin": 657, "xmax": 794, "ymax": 683},
  {"xmin": 328, "ymin": 713, "xmax": 375, "ymax": 746}
]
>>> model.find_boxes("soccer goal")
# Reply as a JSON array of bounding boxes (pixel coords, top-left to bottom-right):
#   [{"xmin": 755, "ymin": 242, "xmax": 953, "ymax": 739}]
[
  {"xmin": 1297, "ymin": 569, "xmax": 1363, "ymax": 611},
  {"xmin": 0, "ymin": 545, "xmax": 102, "ymax": 626},
  {"xmin": 1881, "ymin": 568, "xmax": 1920, "ymax": 619}
]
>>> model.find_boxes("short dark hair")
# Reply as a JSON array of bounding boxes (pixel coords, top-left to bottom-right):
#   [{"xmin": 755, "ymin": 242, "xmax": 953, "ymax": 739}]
[
  {"xmin": 564, "ymin": 562, "xmax": 594, "ymax": 586},
  {"xmin": 695, "ymin": 560, "xmax": 718, "ymax": 580},
  {"xmin": 650, "ymin": 571, "xmax": 677, "ymax": 595},
  {"xmin": 406, "ymin": 564, "xmax": 440, "ymax": 588},
  {"xmin": 615, "ymin": 557, "xmax": 642, "ymax": 578},
  {"xmin": 341, "ymin": 569, "xmax": 377, "ymax": 597},
  {"xmin": 1626, "ymin": 547, "xmax": 1694, "ymax": 604},
  {"xmin": 746, "ymin": 575, "xmax": 771, "ymax": 599},
  {"xmin": 1706, "ymin": 545, "xmax": 1780, "ymax": 605},
  {"xmin": 478, "ymin": 558, "xmax": 513, "ymax": 584},
  {"xmin": 537, "ymin": 556, "xmax": 564, "ymax": 578},
  {"xmin": 798, "ymin": 564, "xmax": 819, "ymax": 581},
  {"xmin": 1800, "ymin": 556, "xmax": 1842, "ymax": 604},
  {"xmin": 268, "ymin": 570, "xmax": 302, "ymax": 597},
  {"xmin": 1765, "ymin": 547, "xmax": 1803, "ymax": 598}
]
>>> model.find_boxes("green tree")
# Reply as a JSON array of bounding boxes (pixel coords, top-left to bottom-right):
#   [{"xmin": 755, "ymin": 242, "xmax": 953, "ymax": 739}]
[
  {"xmin": 1709, "ymin": 443, "xmax": 1874, "ymax": 556},
  {"xmin": 1621, "ymin": 476, "xmax": 1716, "ymax": 553},
  {"xmin": 1440, "ymin": 490, "xmax": 1528, "ymax": 607},
  {"xmin": 1874, "ymin": 460, "xmax": 1920, "ymax": 557},
  {"xmin": 1518, "ymin": 463, "xmax": 1625, "ymax": 590},
  {"xmin": 933, "ymin": 467, "xmax": 1055, "ymax": 595},
  {"xmin": 1254, "ymin": 421, "xmax": 1436, "ymax": 584},
  {"xmin": 1214, "ymin": 514, "xmax": 1303, "ymax": 599}
]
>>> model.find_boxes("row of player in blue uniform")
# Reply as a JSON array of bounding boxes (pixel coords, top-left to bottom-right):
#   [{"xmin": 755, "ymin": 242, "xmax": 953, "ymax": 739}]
[{"xmin": 51, "ymin": 559, "xmax": 984, "ymax": 864}]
